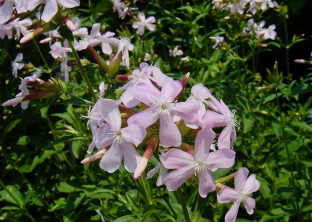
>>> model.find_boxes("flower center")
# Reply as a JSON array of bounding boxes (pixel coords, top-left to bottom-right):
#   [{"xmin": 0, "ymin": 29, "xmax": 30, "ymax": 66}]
[
  {"xmin": 109, "ymin": 129, "xmax": 124, "ymax": 144},
  {"xmin": 238, "ymin": 189, "xmax": 251, "ymax": 203},
  {"xmin": 154, "ymin": 98, "xmax": 173, "ymax": 116},
  {"xmin": 225, "ymin": 109, "xmax": 239, "ymax": 130},
  {"xmin": 192, "ymin": 160, "xmax": 207, "ymax": 172}
]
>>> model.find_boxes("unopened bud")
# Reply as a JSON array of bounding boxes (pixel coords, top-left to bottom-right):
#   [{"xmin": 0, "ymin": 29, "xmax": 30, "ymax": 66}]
[
  {"xmin": 174, "ymin": 72, "xmax": 190, "ymax": 101},
  {"xmin": 179, "ymin": 143, "xmax": 194, "ymax": 155},
  {"xmin": 63, "ymin": 17, "xmax": 76, "ymax": 31},
  {"xmin": 176, "ymin": 119, "xmax": 190, "ymax": 136},
  {"xmin": 2, "ymin": 97, "xmax": 24, "ymax": 107},
  {"xmin": 87, "ymin": 45, "xmax": 108, "ymax": 72},
  {"xmin": 215, "ymin": 183, "xmax": 226, "ymax": 192},
  {"xmin": 115, "ymin": 74, "xmax": 130, "ymax": 82},
  {"xmin": 108, "ymin": 53, "xmax": 122, "ymax": 77},
  {"xmin": 215, "ymin": 172, "xmax": 235, "ymax": 183},
  {"xmin": 81, "ymin": 148, "xmax": 108, "ymax": 164},
  {"xmin": 134, "ymin": 135, "xmax": 159, "ymax": 179}
]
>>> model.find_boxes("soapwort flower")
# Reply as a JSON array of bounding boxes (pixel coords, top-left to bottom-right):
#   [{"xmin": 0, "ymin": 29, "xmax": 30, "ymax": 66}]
[
  {"xmin": 132, "ymin": 12, "xmax": 156, "ymax": 36},
  {"xmin": 217, "ymin": 167, "xmax": 260, "ymax": 222}
]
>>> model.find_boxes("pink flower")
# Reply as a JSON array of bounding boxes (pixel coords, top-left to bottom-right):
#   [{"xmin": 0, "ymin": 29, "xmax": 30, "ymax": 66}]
[
  {"xmin": 95, "ymin": 98, "xmax": 146, "ymax": 173},
  {"xmin": 127, "ymin": 77, "xmax": 199, "ymax": 147},
  {"xmin": 161, "ymin": 126, "xmax": 236, "ymax": 197},
  {"xmin": 132, "ymin": 12, "xmax": 156, "ymax": 36},
  {"xmin": 169, "ymin": 46, "xmax": 183, "ymax": 57},
  {"xmin": 201, "ymin": 96, "xmax": 238, "ymax": 149},
  {"xmin": 146, "ymin": 150, "xmax": 168, "ymax": 186},
  {"xmin": 217, "ymin": 167, "xmax": 260, "ymax": 222}
]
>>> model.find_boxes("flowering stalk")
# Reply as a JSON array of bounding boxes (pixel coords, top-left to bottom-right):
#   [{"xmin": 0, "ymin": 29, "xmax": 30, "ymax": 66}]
[{"xmin": 87, "ymin": 45, "xmax": 108, "ymax": 72}]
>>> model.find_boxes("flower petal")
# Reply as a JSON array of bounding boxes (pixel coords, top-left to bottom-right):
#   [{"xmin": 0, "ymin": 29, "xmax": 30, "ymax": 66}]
[
  {"xmin": 159, "ymin": 113, "xmax": 182, "ymax": 147},
  {"xmin": 41, "ymin": 0, "xmax": 58, "ymax": 22},
  {"xmin": 138, "ymin": 12, "xmax": 145, "ymax": 21},
  {"xmin": 156, "ymin": 164, "xmax": 168, "ymax": 186},
  {"xmin": 207, "ymin": 149, "xmax": 235, "ymax": 169},
  {"xmin": 201, "ymin": 110, "xmax": 227, "ymax": 128},
  {"xmin": 147, "ymin": 163, "xmax": 161, "ymax": 179},
  {"xmin": 161, "ymin": 148, "xmax": 194, "ymax": 169},
  {"xmin": 198, "ymin": 171, "xmax": 216, "ymax": 198},
  {"xmin": 224, "ymin": 201, "xmax": 240, "ymax": 222},
  {"xmin": 163, "ymin": 165, "xmax": 194, "ymax": 191},
  {"xmin": 195, "ymin": 126, "xmax": 216, "ymax": 160},
  {"xmin": 121, "ymin": 124, "xmax": 146, "ymax": 146},
  {"xmin": 130, "ymin": 83, "xmax": 160, "ymax": 106},
  {"xmin": 217, "ymin": 187, "xmax": 239, "ymax": 203},
  {"xmin": 243, "ymin": 196, "xmax": 255, "ymax": 215},
  {"xmin": 100, "ymin": 142, "xmax": 122, "ymax": 173},
  {"xmin": 127, "ymin": 107, "xmax": 159, "ymax": 128},
  {"xmin": 244, "ymin": 174, "xmax": 261, "ymax": 193},
  {"xmin": 96, "ymin": 98, "xmax": 121, "ymax": 130},
  {"xmin": 171, "ymin": 102, "xmax": 199, "ymax": 122},
  {"xmin": 217, "ymin": 124, "xmax": 233, "ymax": 149},
  {"xmin": 160, "ymin": 77, "xmax": 182, "ymax": 101},
  {"xmin": 234, "ymin": 167, "xmax": 249, "ymax": 192},
  {"xmin": 121, "ymin": 142, "xmax": 141, "ymax": 173}
]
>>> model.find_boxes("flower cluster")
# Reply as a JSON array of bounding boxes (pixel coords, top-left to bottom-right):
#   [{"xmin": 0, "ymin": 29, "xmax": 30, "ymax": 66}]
[{"xmin": 81, "ymin": 61, "xmax": 260, "ymax": 222}]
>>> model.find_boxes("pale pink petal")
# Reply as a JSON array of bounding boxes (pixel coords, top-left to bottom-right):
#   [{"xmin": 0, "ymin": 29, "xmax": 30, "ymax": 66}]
[
  {"xmin": 171, "ymin": 102, "xmax": 199, "ymax": 122},
  {"xmin": 99, "ymin": 82, "xmax": 105, "ymax": 98},
  {"xmin": 132, "ymin": 21, "xmax": 141, "ymax": 29},
  {"xmin": 100, "ymin": 142, "xmax": 122, "ymax": 173},
  {"xmin": 96, "ymin": 99, "xmax": 121, "ymax": 130},
  {"xmin": 21, "ymin": 100, "xmax": 29, "ymax": 110},
  {"xmin": 96, "ymin": 126, "xmax": 114, "ymax": 149},
  {"xmin": 130, "ymin": 83, "xmax": 160, "ymax": 106},
  {"xmin": 101, "ymin": 43, "xmax": 112, "ymax": 55},
  {"xmin": 145, "ymin": 16, "xmax": 155, "ymax": 23},
  {"xmin": 150, "ymin": 67, "xmax": 167, "ymax": 86},
  {"xmin": 28, "ymin": 0, "xmax": 44, "ymax": 11},
  {"xmin": 41, "ymin": 0, "xmax": 58, "ymax": 22},
  {"xmin": 209, "ymin": 95, "xmax": 224, "ymax": 114},
  {"xmin": 163, "ymin": 165, "xmax": 194, "ymax": 191},
  {"xmin": 207, "ymin": 149, "xmax": 235, "ymax": 169},
  {"xmin": 2, "ymin": 97, "xmax": 24, "ymax": 107},
  {"xmin": 225, "ymin": 201, "xmax": 240, "ymax": 222},
  {"xmin": 235, "ymin": 167, "xmax": 249, "ymax": 191},
  {"xmin": 57, "ymin": 0, "xmax": 80, "ymax": 8},
  {"xmin": 146, "ymin": 23, "xmax": 155, "ymax": 31},
  {"xmin": 156, "ymin": 164, "xmax": 167, "ymax": 186},
  {"xmin": 127, "ymin": 107, "xmax": 159, "ymax": 128},
  {"xmin": 160, "ymin": 77, "xmax": 182, "ymax": 100},
  {"xmin": 118, "ymin": 89, "xmax": 140, "ymax": 108},
  {"xmin": 137, "ymin": 26, "xmax": 145, "ymax": 36},
  {"xmin": 217, "ymin": 187, "xmax": 239, "ymax": 203},
  {"xmin": 159, "ymin": 113, "xmax": 182, "ymax": 147},
  {"xmin": 138, "ymin": 12, "xmax": 145, "ymax": 21},
  {"xmin": 121, "ymin": 142, "xmax": 141, "ymax": 173},
  {"xmin": 161, "ymin": 148, "xmax": 194, "ymax": 169},
  {"xmin": 191, "ymin": 83, "xmax": 211, "ymax": 99},
  {"xmin": 195, "ymin": 126, "xmax": 216, "ymax": 160},
  {"xmin": 244, "ymin": 174, "xmax": 260, "ymax": 193},
  {"xmin": 198, "ymin": 171, "xmax": 216, "ymax": 198},
  {"xmin": 14, "ymin": 0, "xmax": 28, "ymax": 13},
  {"xmin": 0, "ymin": 1, "xmax": 14, "ymax": 23},
  {"xmin": 218, "ymin": 124, "xmax": 232, "ymax": 149},
  {"xmin": 243, "ymin": 196, "xmax": 255, "ymax": 215},
  {"xmin": 147, "ymin": 163, "xmax": 161, "ymax": 178},
  {"xmin": 89, "ymin": 23, "xmax": 100, "ymax": 38},
  {"xmin": 15, "ymin": 53, "xmax": 23, "ymax": 62},
  {"xmin": 201, "ymin": 110, "xmax": 226, "ymax": 128},
  {"xmin": 121, "ymin": 124, "xmax": 146, "ymax": 146},
  {"xmin": 231, "ymin": 129, "xmax": 236, "ymax": 148}
]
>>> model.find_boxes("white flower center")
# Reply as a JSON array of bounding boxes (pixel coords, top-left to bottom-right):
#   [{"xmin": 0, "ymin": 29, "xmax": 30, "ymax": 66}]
[
  {"xmin": 238, "ymin": 189, "xmax": 251, "ymax": 203},
  {"xmin": 155, "ymin": 98, "xmax": 173, "ymax": 116},
  {"xmin": 225, "ymin": 109, "xmax": 239, "ymax": 129},
  {"xmin": 109, "ymin": 129, "xmax": 124, "ymax": 144},
  {"xmin": 192, "ymin": 160, "xmax": 207, "ymax": 172}
]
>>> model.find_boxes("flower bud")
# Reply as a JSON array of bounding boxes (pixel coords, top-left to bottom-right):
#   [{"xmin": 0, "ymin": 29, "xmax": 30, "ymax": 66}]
[
  {"xmin": 176, "ymin": 119, "xmax": 190, "ymax": 136},
  {"xmin": 87, "ymin": 45, "xmax": 108, "ymax": 72},
  {"xmin": 115, "ymin": 74, "xmax": 130, "ymax": 82},
  {"xmin": 2, "ymin": 97, "xmax": 24, "ymax": 107},
  {"xmin": 174, "ymin": 72, "xmax": 190, "ymax": 101},
  {"xmin": 134, "ymin": 135, "xmax": 159, "ymax": 179},
  {"xmin": 62, "ymin": 17, "xmax": 76, "ymax": 31},
  {"xmin": 81, "ymin": 148, "xmax": 108, "ymax": 164},
  {"xmin": 179, "ymin": 143, "xmax": 194, "ymax": 155},
  {"xmin": 108, "ymin": 53, "xmax": 122, "ymax": 77}
]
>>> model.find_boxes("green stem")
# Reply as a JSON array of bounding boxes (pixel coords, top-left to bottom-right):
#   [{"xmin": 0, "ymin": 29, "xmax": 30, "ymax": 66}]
[
  {"xmin": 284, "ymin": 18, "xmax": 290, "ymax": 83},
  {"xmin": 68, "ymin": 41, "xmax": 97, "ymax": 102},
  {"xmin": 32, "ymin": 38, "xmax": 50, "ymax": 73},
  {"xmin": 191, "ymin": 193, "xmax": 206, "ymax": 222},
  {"xmin": 137, "ymin": 176, "xmax": 153, "ymax": 205},
  {"xmin": 176, "ymin": 187, "xmax": 191, "ymax": 222},
  {"xmin": 274, "ymin": 87, "xmax": 299, "ymax": 213}
]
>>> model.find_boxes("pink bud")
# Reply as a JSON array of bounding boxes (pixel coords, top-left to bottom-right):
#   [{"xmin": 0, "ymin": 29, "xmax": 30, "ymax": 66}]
[
  {"xmin": 81, "ymin": 148, "xmax": 107, "ymax": 164},
  {"xmin": 134, "ymin": 157, "xmax": 148, "ymax": 179},
  {"xmin": 2, "ymin": 97, "xmax": 24, "ymax": 107}
]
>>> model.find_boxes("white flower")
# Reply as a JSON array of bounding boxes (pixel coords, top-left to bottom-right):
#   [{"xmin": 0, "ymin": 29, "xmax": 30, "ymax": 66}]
[
  {"xmin": 0, "ymin": 22, "xmax": 14, "ymax": 39},
  {"xmin": 97, "ymin": 31, "xmax": 119, "ymax": 55},
  {"xmin": 132, "ymin": 12, "xmax": 156, "ymax": 36},
  {"xmin": 144, "ymin": 53, "xmax": 151, "ymax": 62},
  {"xmin": 111, "ymin": 0, "xmax": 126, "ymax": 17},
  {"xmin": 181, "ymin": 57, "xmax": 189, "ymax": 62},
  {"xmin": 0, "ymin": 0, "xmax": 28, "ymax": 24},
  {"xmin": 12, "ymin": 53, "xmax": 24, "ymax": 77},
  {"xmin": 210, "ymin": 36, "xmax": 224, "ymax": 49},
  {"xmin": 259, "ymin": 24, "xmax": 276, "ymax": 40},
  {"xmin": 114, "ymin": 37, "xmax": 134, "ymax": 68},
  {"xmin": 13, "ymin": 18, "xmax": 32, "ymax": 39},
  {"xmin": 169, "ymin": 46, "xmax": 183, "ymax": 57}
]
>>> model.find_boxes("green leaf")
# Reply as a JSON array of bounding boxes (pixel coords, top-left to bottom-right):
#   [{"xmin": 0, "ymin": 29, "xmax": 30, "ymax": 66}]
[
  {"xmin": 56, "ymin": 182, "xmax": 82, "ymax": 193},
  {"xmin": 114, "ymin": 215, "xmax": 136, "ymax": 222},
  {"xmin": 1, "ymin": 206, "xmax": 20, "ymax": 210},
  {"xmin": 291, "ymin": 121, "xmax": 312, "ymax": 131},
  {"xmin": 27, "ymin": 150, "xmax": 58, "ymax": 172},
  {"xmin": 0, "ymin": 185, "xmax": 25, "ymax": 207},
  {"xmin": 212, "ymin": 168, "xmax": 232, "ymax": 180},
  {"xmin": 2, "ymin": 119, "xmax": 21, "ymax": 142},
  {"xmin": 72, "ymin": 139, "xmax": 83, "ymax": 159},
  {"xmin": 291, "ymin": 83, "xmax": 312, "ymax": 94}
]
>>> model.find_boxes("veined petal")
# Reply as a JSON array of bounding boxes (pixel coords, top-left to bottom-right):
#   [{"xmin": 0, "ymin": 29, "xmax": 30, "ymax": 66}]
[
  {"xmin": 195, "ymin": 126, "xmax": 216, "ymax": 160},
  {"xmin": 224, "ymin": 201, "xmax": 240, "ymax": 222},
  {"xmin": 161, "ymin": 148, "xmax": 194, "ymax": 169},
  {"xmin": 217, "ymin": 187, "xmax": 239, "ymax": 203},
  {"xmin": 244, "ymin": 174, "xmax": 260, "ymax": 193},
  {"xmin": 159, "ymin": 113, "xmax": 181, "ymax": 147},
  {"xmin": 235, "ymin": 167, "xmax": 249, "ymax": 192},
  {"xmin": 121, "ymin": 142, "xmax": 141, "ymax": 173},
  {"xmin": 160, "ymin": 77, "xmax": 182, "ymax": 101},
  {"xmin": 121, "ymin": 124, "xmax": 146, "ymax": 146},
  {"xmin": 118, "ymin": 89, "xmax": 140, "ymax": 108},
  {"xmin": 198, "ymin": 171, "xmax": 216, "ymax": 198},
  {"xmin": 42, "ymin": 0, "xmax": 58, "ymax": 22},
  {"xmin": 127, "ymin": 107, "xmax": 159, "ymax": 128},
  {"xmin": 243, "ymin": 196, "xmax": 255, "ymax": 215},
  {"xmin": 163, "ymin": 165, "xmax": 194, "ymax": 191},
  {"xmin": 100, "ymin": 142, "xmax": 122, "ymax": 173},
  {"xmin": 130, "ymin": 83, "xmax": 160, "ymax": 106},
  {"xmin": 207, "ymin": 149, "xmax": 235, "ymax": 169},
  {"xmin": 96, "ymin": 98, "xmax": 121, "ymax": 130},
  {"xmin": 96, "ymin": 126, "xmax": 114, "ymax": 149},
  {"xmin": 171, "ymin": 102, "xmax": 199, "ymax": 122}
]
